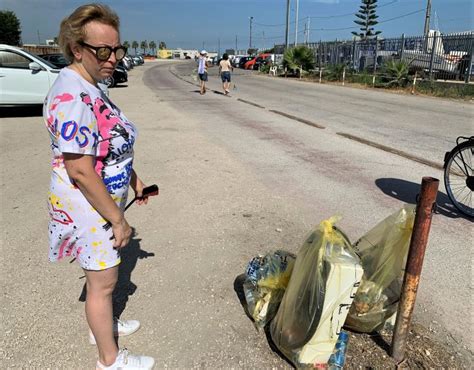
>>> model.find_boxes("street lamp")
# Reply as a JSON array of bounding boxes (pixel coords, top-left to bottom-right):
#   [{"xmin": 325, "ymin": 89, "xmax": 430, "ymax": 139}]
[{"xmin": 249, "ymin": 16, "xmax": 254, "ymax": 50}]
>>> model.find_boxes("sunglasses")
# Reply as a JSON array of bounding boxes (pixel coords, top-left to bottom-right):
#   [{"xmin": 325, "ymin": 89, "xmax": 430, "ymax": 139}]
[{"xmin": 79, "ymin": 41, "xmax": 127, "ymax": 61}]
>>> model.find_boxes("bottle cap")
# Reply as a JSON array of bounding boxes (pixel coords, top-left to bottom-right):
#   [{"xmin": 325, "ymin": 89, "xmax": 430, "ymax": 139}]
[{"xmin": 339, "ymin": 331, "xmax": 349, "ymax": 341}]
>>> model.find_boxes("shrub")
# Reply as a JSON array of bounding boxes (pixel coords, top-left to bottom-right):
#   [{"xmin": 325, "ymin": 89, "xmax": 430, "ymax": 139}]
[
  {"xmin": 283, "ymin": 46, "xmax": 315, "ymax": 74},
  {"xmin": 379, "ymin": 59, "xmax": 410, "ymax": 87}
]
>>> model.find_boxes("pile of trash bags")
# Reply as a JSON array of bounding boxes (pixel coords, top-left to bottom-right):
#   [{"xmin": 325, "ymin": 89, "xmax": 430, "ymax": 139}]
[{"xmin": 242, "ymin": 205, "xmax": 415, "ymax": 368}]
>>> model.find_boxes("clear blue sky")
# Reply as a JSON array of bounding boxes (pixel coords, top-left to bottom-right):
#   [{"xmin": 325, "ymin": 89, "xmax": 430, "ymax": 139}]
[{"xmin": 2, "ymin": 0, "xmax": 473, "ymax": 52}]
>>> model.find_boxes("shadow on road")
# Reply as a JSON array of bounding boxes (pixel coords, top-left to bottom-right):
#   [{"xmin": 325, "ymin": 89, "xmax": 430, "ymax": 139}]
[
  {"xmin": 0, "ymin": 105, "xmax": 43, "ymax": 117},
  {"xmin": 79, "ymin": 227, "xmax": 155, "ymax": 318},
  {"xmin": 375, "ymin": 178, "xmax": 472, "ymax": 221}
]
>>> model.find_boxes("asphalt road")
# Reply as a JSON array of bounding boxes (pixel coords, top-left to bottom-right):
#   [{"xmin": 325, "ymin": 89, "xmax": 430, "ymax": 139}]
[{"xmin": 0, "ymin": 60, "xmax": 472, "ymax": 368}]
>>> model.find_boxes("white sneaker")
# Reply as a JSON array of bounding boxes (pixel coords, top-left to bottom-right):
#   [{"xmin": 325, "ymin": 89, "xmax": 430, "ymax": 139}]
[
  {"xmin": 96, "ymin": 348, "xmax": 155, "ymax": 369},
  {"xmin": 89, "ymin": 318, "xmax": 141, "ymax": 345}
]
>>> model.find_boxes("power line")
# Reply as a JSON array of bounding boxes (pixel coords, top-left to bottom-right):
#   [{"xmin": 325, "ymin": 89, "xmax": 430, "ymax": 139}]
[
  {"xmin": 308, "ymin": 0, "xmax": 399, "ymax": 19},
  {"xmin": 308, "ymin": 8, "xmax": 425, "ymax": 32},
  {"xmin": 253, "ymin": 0, "xmax": 399, "ymax": 28}
]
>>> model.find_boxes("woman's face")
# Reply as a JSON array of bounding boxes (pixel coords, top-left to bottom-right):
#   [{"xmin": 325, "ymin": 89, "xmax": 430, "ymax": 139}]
[{"xmin": 72, "ymin": 21, "xmax": 120, "ymax": 83}]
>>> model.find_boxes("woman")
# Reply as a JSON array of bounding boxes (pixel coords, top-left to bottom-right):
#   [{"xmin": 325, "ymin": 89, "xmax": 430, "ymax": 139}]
[
  {"xmin": 218, "ymin": 53, "xmax": 233, "ymax": 95},
  {"xmin": 197, "ymin": 50, "xmax": 209, "ymax": 94},
  {"xmin": 43, "ymin": 4, "xmax": 155, "ymax": 369}
]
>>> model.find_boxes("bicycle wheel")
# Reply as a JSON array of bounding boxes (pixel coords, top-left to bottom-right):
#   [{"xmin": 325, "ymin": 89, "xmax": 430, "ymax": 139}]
[{"xmin": 444, "ymin": 140, "xmax": 474, "ymax": 217}]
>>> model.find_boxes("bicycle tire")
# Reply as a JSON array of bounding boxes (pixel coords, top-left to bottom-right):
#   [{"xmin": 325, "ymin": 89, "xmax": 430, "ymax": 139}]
[{"xmin": 444, "ymin": 140, "xmax": 474, "ymax": 217}]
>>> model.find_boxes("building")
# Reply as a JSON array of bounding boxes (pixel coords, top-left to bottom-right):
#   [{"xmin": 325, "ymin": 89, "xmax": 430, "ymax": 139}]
[{"xmin": 157, "ymin": 48, "xmax": 217, "ymax": 60}]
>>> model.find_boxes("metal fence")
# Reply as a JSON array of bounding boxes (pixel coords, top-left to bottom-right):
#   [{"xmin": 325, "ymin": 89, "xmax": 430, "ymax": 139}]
[{"xmin": 275, "ymin": 31, "xmax": 474, "ymax": 83}]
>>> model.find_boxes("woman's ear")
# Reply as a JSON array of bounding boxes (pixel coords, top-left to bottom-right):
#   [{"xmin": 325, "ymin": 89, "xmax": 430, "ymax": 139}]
[{"xmin": 71, "ymin": 42, "xmax": 82, "ymax": 61}]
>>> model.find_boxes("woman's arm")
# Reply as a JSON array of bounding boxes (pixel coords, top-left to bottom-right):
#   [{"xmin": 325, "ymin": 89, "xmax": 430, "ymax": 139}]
[
  {"xmin": 63, "ymin": 153, "xmax": 131, "ymax": 248},
  {"xmin": 130, "ymin": 169, "xmax": 149, "ymax": 205}
]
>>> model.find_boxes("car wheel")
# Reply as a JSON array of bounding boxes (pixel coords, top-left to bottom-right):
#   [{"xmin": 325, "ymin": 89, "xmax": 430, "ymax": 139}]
[{"xmin": 104, "ymin": 76, "xmax": 115, "ymax": 87}]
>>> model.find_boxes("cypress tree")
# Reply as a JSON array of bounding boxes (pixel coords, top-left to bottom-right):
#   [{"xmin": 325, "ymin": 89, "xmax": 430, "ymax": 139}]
[{"xmin": 352, "ymin": 0, "xmax": 382, "ymax": 40}]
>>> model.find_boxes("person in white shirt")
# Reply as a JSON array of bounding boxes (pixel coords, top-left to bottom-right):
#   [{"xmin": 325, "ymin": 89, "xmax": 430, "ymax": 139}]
[
  {"xmin": 197, "ymin": 50, "xmax": 210, "ymax": 94},
  {"xmin": 44, "ymin": 3, "xmax": 155, "ymax": 369}
]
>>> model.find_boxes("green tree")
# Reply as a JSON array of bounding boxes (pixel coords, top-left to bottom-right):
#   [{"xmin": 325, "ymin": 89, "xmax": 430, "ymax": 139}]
[
  {"xmin": 247, "ymin": 48, "xmax": 258, "ymax": 56},
  {"xmin": 0, "ymin": 10, "xmax": 22, "ymax": 45},
  {"xmin": 159, "ymin": 41, "xmax": 167, "ymax": 50},
  {"xmin": 123, "ymin": 40, "xmax": 130, "ymax": 51},
  {"xmin": 283, "ymin": 45, "xmax": 315, "ymax": 74},
  {"xmin": 140, "ymin": 40, "xmax": 148, "ymax": 54},
  {"xmin": 132, "ymin": 41, "xmax": 138, "ymax": 55},
  {"xmin": 351, "ymin": 0, "xmax": 381, "ymax": 40},
  {"xmin": 149, "ymin": 41, "xmax": 156, "ymax": 55}
]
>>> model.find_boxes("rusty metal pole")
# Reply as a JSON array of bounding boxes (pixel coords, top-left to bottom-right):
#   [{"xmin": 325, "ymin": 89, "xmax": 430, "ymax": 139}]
[{"xmin": 391, "ymin": 177, "xmax": 439, "ymax": 363}]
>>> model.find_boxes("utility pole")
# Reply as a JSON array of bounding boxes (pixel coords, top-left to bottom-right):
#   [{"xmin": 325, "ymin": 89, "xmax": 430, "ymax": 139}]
[
  {"xmin": 235, "ymin": 35, "xmax": 238, "ymax": 53},
  {"xmin": 249, "ymin": 16, "xmax": 254, "ymax": 50},
  {"xmin": 285, "ymin": 0, "xmax": 290, "ymax": 49},
  {"xmin": 307, "ymin": 17, "xmax": 310, "ymax": 44},
  {"xmin": 202, "ymin": 41, "xmax": 205, "ymax": 51},
  {"xmin": 424, "ymin": 0, "xmax": 431, "ymax": 37},
  {"xmin": 218, "ymin": 37, "xmax": 220, "ymax": 58},
  {"xmin": 294, "ymin": 0, "xmax": 299, "ymax": 46},
  {"xmin": 37, "ymin": 30, "xmax": 41, "ymax": 45},
  {"xmin": 304, "ymin": 22, "xmax": 307, "ymax": 44},
  {"xmin": 262, "ymin": 31, "xmax": 266, "ymax": 50}
]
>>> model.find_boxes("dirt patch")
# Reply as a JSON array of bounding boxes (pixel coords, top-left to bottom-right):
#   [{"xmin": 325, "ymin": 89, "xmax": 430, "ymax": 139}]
[{"xmin": 345, "ymin": 323, "xmax": 468, "ymax": 369}]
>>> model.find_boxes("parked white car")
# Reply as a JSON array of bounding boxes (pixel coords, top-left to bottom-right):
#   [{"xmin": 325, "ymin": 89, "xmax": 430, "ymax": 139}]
[{"xmin": 0, "ymin": 44, "xmax": 61, "ymax": 106}]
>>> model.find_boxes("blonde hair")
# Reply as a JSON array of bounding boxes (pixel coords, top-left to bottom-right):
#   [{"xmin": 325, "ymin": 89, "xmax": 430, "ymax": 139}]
[{"xmin": 59, "ymin": 3, "xmax": 120, "ymax": 61}]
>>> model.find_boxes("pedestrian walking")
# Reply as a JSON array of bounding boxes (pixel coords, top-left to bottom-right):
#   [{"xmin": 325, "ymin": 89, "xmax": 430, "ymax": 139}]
[
  {"xmin": 219, "ymin": 53, "xmax": 233, "ymax": 95},
  {"xmin": 43, "ymin": 3, "xmax": 155, "ymax": 369},
  {"xmin": 197, "ymin": 50, "xmax": 209, "ymax": 94}
]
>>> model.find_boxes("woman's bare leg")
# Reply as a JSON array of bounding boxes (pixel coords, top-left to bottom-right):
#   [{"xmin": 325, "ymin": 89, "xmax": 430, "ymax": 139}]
[{"xmin": 85, "ymin": 266, "xmax": 119, "ymax": 366}]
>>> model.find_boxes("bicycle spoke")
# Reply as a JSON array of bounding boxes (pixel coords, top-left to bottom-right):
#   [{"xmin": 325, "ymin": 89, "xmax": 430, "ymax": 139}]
[{"xmin": 444, "ymin": 139, "xmax": 474, "ymax": 217}]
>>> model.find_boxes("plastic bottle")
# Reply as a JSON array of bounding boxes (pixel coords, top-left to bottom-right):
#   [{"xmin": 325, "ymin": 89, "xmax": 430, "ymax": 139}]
[{"xmin": 328, "ymin": 331, "xmax": 349, "ymax": 369}]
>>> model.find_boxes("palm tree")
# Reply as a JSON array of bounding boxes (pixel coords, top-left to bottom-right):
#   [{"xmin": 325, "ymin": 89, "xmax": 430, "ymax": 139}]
[
  {"xmin": 140, "ymin": 40, "xmax": 148, "ymax": 55},
  {"xmin": 149, "ymin": 41, "xmax": 156, "ymax": 55},
  {"xmin": 283, "ymin": 46, "xmax": 315, "ymax": 75},
  {"xmin": 159, "ymin": 41, "xmax": 167, "ymax": 50},
  {"xmin": 132, "ymin": 41, "xmax": 138, "ymax": 55},
  {"xmin": 123, "ymin": 40, "xmax": 130, "ymax": 52}
]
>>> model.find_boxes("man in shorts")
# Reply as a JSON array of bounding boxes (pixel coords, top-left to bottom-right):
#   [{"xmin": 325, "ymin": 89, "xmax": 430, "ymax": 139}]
[
  {"xmin": 197, "ymin": 50, "xmax": 209, "ymax": 95},
  {"xmin": 218, "ymin": 53, "xmax": 233, "ymax": 95}
]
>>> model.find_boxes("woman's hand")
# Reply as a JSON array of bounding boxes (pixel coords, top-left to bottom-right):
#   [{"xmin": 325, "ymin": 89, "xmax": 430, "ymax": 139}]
[
  {"xmin": 130, "ymin": 169, "xmax": 150, "ymax": 206},
  {"xmin": 111, "ymin": 217, "xmax": 132, "ymax": 249}
]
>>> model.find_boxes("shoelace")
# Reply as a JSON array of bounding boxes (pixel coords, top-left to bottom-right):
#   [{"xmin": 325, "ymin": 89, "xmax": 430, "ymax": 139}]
[
  {"xmin": 119, "ymin": 348, "xmax": 130, "ymax": 365},
  {"xmin": 119, "ymin": 348, "xmax": 142, "ymax": 366}
]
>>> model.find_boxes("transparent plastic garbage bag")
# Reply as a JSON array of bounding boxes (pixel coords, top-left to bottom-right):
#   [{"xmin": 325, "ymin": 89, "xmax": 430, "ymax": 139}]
[
  {"xmin": 270, "ymin": 217, "xmax": 362, "ymax": 367},
  {"xmin": 345, "ymin": 205, "xmax": 415, "ymax": 333},
  {"xmin": 243, "ymin": 250, "xmax": 296, "ymax": 329}
]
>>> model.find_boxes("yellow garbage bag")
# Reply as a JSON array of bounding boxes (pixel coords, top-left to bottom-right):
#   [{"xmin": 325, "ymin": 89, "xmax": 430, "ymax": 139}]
[
  {"xmin": 270, "ymin": 217, "xmax": 363, "ymax": 368},
  {"xmin": 345, "ymin": 205, "xmax": 415, "ymax": 333}
]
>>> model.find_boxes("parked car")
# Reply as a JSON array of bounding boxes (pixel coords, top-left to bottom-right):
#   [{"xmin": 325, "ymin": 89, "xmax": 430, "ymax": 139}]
[
  {"xmin": 38, "ymin": 53, "xmax": 70, "ymax": 69},
  {"xmin": 103, "ymin": 65, "xmax": 128, "ymax": 87},
  {"xmin": 121, "ymin": 55, "xmax": 133, "ymax": 70},
  {"xmin": 244, "ymin": 53, "xmax": 272, "ymax": 70},
  {"xmin": 238, "ymin": 56, "xmax": 253, "ymax": 69},
  {"xmin": 0, "ymin": 44, "xmax": 61, "ymax": 106}
]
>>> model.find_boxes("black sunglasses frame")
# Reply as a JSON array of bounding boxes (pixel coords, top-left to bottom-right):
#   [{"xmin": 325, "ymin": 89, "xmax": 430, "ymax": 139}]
[{"xmin": 79, "ymin": 41, "xmax": 127, "ymax": 61}]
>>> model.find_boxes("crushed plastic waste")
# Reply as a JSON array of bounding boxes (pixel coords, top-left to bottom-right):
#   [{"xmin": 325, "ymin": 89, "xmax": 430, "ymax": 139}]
[{"xmin": 243, "ymin": 250, "xmax": 296, "ymax": 329}]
